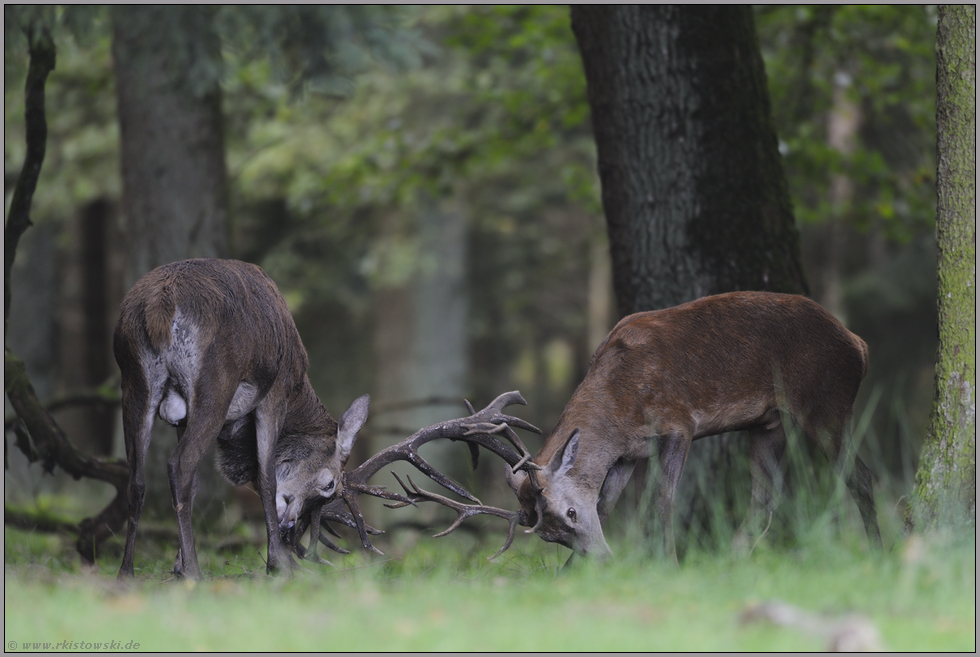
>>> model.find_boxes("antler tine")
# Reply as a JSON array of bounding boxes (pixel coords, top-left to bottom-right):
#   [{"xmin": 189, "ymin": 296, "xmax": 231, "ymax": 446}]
[
  {"xmin": 315, "ymin": 529, "xmax": 350, "ymax": 556},
  {"xmin": 391, "ymin": 472, "xmax": 520, "ymax": 561},
  {"xmin": 296, "ymin": 504, "xmax": 353, "ymax": 563},
  {"xmin": 319, "ymin": 497, "xmax": 385, "ymax": 534},
  {"xmin": 527, "ymin": 468, "xmax": 544, "ymax": 496},
  {"xmin": 493, "ymin": 415, "xmax": 542, "ymax": 435},
  {"xmin": 340, "ymin": 488, "xmax": 385, "ymax": 555},
  {"xmin": 482, "ymin": 390, "xmax": 528, "ymax": 415},
  {"xmin": 394, "ymin": 456, "xmax": 480, "ymax": 503},
  {"xmin": 462, "ymin": 421, "xmax": 541, "ymax": 474},
  {"xmin": 321, "ymin": 518, "xmax": 343, "ymax": 539}
]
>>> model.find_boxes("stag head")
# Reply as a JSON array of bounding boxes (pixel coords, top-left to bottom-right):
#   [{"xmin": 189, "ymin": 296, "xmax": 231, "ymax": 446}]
[
  {"xmin": 506, "ymin": 429, "xmax": 612, "ymax": 559},
  {"xmin": 275, "ymin": 394, "xmax": 370, "ymax": 532}
]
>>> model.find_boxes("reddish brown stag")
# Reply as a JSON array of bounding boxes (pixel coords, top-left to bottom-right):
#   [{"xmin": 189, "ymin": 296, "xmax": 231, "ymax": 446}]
[
  {"xmin": 506, "ymin": 291, "xmax": 881, "ymax": 562},
  {"xmin": 113, "ymin": 258, "xmax": 370, "ymax": 579}
]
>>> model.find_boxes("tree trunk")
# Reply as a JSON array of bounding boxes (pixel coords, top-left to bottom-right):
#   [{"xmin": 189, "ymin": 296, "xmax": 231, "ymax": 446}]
[
  {"xmin": 911, "ymin": 4, "xmax": 976, "ymax": 531},
  {"xmin": 571, "ymin": 5, "xmax": 807, "ymax": 318},
  {"xmin": 571, "ymin": 5, "xmax": 808, "ymax": 551},
  {"xmin": 819, "ymin": 72, "xmax": 862, "ymax": 324},
  {"xmin": 56, "ymin": 198, "xmax": 124, "ymax": 456},
  {"xmin": 112, "ymin": 6, "xmax": 230, "ymax": 286},
  {"xmin": 373, "ymin": 198, "xmax": 470, "ymax": 523},
  {"xmin": 112, "ymin": 6, "xmax": 232, "ymax": 519}
]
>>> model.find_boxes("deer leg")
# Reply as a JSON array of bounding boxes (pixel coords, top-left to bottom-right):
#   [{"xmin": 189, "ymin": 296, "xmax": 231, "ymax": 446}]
[
  {"xmin": 733, "ymin": 423, "xmax": 787, "ymax": 553},
  {"xmin": 808, "ymin": 417, "xmax": 881, "ymax": 550},
  {"xmin": 597, "ymin": 458, "xmax": 637, "ymax": 523},
  {"xmin": 168, "ymin": 395, "xmax": 229, "ymax": 580},
  {"xmin": 117, "ymin": 377, "xmax": 164, "ymax": 579},
  {"xmin": 172, "ymin": 470, "xmax": 204, "ymax": 575},
  {"xmin": 254, "ymin": 393, "xmax": 293, "ymax": 575},
  {"xmin": 653, "ymin": 432, "xmax": 692, "ymax": 565},
  {"xmin": 841, "ymin": 455, "xmax": 881, "ymax": 549},
  {"xmin": 171, "ymin": 424, "xmax": 191, "ymax": 574}
]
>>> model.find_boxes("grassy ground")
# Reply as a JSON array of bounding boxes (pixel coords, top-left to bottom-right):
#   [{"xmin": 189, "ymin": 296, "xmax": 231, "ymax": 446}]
[{"xmin": 3, "ymin": 519, "xmax": 975, "ymax": 652}]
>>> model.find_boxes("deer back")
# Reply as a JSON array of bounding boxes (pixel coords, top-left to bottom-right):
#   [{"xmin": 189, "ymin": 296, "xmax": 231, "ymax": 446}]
[{"xmin": 113, "ymin": 258, "xmax": 308, "ymax": 399}]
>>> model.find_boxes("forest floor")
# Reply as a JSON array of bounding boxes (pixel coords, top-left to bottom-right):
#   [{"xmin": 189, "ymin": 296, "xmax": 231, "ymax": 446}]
[{"xmin": 3, "ymin": 517, "xmax": 975, "ymax": 652}]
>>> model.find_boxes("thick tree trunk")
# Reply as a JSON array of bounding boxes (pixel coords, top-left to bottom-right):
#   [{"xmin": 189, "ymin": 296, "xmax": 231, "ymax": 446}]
[
  {"xmin": 911, "ymin": 4, "xmax": 976, "ymax": 531},
  {"xmin": 571, "ymin": 6, "xmax": 808, "ymax": 551},
  {"xmin": 571, "ymin": 5, "xmax": 807, "ymax": 318},
  {"xmin": 57, "ymin": 198, "xmax": 124, "ymax": 456},
  {"xmin": 112, "ymin": 6, "xmax": 232, "ymax": 519},
  {"xmin": 112, "ymin": 6, "xmax": 230, "ymax": 286}
]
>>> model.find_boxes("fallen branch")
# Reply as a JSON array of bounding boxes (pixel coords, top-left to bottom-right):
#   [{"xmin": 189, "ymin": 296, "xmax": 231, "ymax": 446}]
[
  {"xmin": 740, "ymin": 600, "xmax": 885, "ymax": 652},
  {"xmin": 5, "ymin": 351, "xmax": 130, "ymax": 563},
  {"xmin": 4, "ymin": 504, "xmax": 79, "ymax": 535},
  {"xmin": 4, "ymin": 378, "xmax": 121, "ymax": 432}
]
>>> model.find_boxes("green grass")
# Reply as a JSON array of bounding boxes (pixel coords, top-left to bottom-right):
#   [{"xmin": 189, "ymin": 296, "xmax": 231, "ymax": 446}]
[{"xmin": 4, "ymin": 523, "xmax": 975, "ymax": 652}]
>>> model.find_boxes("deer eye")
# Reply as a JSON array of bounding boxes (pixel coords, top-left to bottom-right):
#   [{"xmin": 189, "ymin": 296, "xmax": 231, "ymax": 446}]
[
  {"xmin": 319, "ymin": 481, "xmax": 336, "ymax": 497},
  {"xmin": 566, "ymin": 507, "xmax": 577, "ymax": 522}
]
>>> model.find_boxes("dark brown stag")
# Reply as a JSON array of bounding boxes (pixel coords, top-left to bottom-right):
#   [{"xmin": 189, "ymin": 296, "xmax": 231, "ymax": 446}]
[{"xmin": 114, "ymin": 259, "xmax": 370, "ymax": 580}]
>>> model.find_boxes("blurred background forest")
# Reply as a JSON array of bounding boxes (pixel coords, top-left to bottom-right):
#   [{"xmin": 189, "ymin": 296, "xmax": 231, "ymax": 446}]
[{"xmin": 5, "ymin": 6, "xmax": 938, "ymax": 552}]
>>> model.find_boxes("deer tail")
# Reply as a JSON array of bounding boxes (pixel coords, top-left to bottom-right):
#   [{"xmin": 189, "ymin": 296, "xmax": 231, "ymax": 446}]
[
  {"xmin": 143, "ymin": 280, "xmax": 177, "ymax": 349},
  {"xmin": 854, "ymin": 334, "xmax": 869, "ymax": 381}
]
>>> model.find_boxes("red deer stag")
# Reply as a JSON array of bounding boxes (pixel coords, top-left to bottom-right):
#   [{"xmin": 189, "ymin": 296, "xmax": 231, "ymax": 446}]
[
  {"xmin": 113, "ymin": 258, "xmax": 369, "ymax": 579},
  {"xmin": 505, "ymin": 291, "xmax": 881, "ymax": 562}
]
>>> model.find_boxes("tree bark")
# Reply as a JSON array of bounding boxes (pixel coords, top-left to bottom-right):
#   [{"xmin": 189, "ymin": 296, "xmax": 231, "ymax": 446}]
[
  {"xmin": 911, "ymin": 4, "xmax": 976, "ymax": 531},
  {"xmin": 571, "ymin": 5, "xmax": 807, "ymax": 319},
  {"xmin": 571, "ymin": 6, "xmax": 809, "ymax": 550},
  {"xmin": 4, "ymin": 24, "xmax": 55, "ymax": 337},
  {"xmin": 112, "ymin": 6, "xmax": 230, "ymax": 286},
  {"xmin": 111, "ymin": 6, "xmax": 232, "ymax": 518},
  {"xmin": 57, "ymin": 198, "xmax": 123, "ymax": 456},
  {"xmin": 6, "ymin": 352, "xmax": 129, "ymax": 563}
]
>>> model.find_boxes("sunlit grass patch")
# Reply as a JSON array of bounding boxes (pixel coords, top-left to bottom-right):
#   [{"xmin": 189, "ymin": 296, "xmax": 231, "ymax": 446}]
[{"xmin": 4, "ymin": 525, "xmax": 974, "ymax": 652}]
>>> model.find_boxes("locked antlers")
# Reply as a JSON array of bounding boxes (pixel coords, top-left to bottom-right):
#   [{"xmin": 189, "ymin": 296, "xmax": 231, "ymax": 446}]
[{"xmin": 297, "ymin": 391, "xmax": 540, "ymax": 561}]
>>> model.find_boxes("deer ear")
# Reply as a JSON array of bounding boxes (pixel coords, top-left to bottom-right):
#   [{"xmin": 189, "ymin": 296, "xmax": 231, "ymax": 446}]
[
  {"xmin": 547, "ymin": 429, "xmax": 580, "ymax": 477},
  {"xmin": 337, "ymin": 394, "xmax": 370, "ymax": 463}
]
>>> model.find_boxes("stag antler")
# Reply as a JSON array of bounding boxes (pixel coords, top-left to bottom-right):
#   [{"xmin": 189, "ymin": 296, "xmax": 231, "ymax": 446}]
[
  {"xmin": 304, "ymin": 391, "xmax": 540, "ymax": 560},
  {"xmin": 387, "ymin": 473, "xmax": 521, "ymax": 560}
]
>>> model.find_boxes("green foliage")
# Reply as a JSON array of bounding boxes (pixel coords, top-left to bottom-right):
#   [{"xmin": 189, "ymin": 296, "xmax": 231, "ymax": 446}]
[
  {"xmin": 756, "ymin": 5, "xmax": 937, "ymax": 241},
  {"xmin": 225, "ymin": 6, "xmax": 595, "ymax": 217},
  {"xmin": 218, "ymin": 6, "xmax": 603, "ymax": 423},
  {"xmin": 215, "ymin": 5, "xmax": 424, "ymax": 98},
  {"xmin": 4, "ymin": 527, "xmax": 975, "ymax": 651},
  {"xmin": 4, "ymin": 9, "xmax": 118, "ymax": 222}
]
